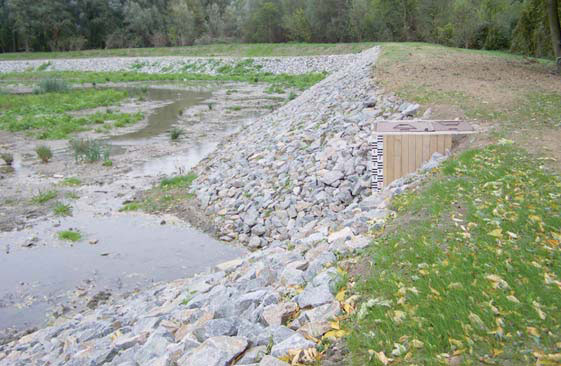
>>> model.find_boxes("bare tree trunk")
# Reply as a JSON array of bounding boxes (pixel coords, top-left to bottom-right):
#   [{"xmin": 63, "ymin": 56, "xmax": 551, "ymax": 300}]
[{"xmin": 548, "ymin": 0, "xmax": 561, "ymax": 72}]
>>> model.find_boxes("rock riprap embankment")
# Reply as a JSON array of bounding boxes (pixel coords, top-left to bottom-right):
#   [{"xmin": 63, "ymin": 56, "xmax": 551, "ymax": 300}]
[
  {"xmin": 0, "ymin": 55, "xmax": 355, "ymax": 75},
  {"xmin": 190, "ymin": 47, "xmax": 415, "ymax": 248},
  {"xmin": 0, "ymin": 47, "xmax": 439, "ymax": 365}
]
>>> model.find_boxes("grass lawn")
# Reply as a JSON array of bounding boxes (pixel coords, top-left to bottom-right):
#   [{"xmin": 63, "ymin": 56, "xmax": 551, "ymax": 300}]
[
  {"xmin": 345, "ymin": 43, "xmax": 561, "ymax": 365},
  {"xmin": 348, "ymin": 144, "xmax": 561, "ymax": 365},
  {"xmin": 0, "ymin": 88, "xmax": 142, "ymax": 139},
  {"xmin": 0, "ymin": 42, "xmax": 374, "ymax": 61}
]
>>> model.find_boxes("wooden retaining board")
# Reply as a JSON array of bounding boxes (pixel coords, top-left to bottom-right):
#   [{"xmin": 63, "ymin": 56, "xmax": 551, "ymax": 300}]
[{"xmin": 382, "ymin": 134, "xmax": 451, "ymax": 185}]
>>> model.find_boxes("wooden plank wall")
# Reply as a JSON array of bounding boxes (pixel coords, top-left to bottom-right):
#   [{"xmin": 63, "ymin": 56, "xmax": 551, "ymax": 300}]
[{"xmin": 383, "ymin": 134, "xmax": 452, "ymax": 186}]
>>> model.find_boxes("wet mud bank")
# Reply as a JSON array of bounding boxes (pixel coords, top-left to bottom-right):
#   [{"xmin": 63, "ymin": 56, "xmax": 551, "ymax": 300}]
[{"xmin": 0, "ymin": 80, "xmax": 292, "ymax": 344}]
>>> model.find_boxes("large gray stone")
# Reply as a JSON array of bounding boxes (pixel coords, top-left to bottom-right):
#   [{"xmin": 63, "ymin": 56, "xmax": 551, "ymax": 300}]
[
  {"xmin": 296, "ymin": 284, "xmax": 334, "ymax": 309},
  {"xmin": 261, "ymin": 302, "xmax": 298, "ymax": 327},
  {"xmin": 177, "ymin": 336, "xmax": 248, "ymax": 366},
  {"xmin": 279, "ymin": 268, "xmax": 305, "ymax": 286},
  {"xmin": 259, "ymin": 355, "xmax": 290, "ymax": 366},
  {"xmin": 270, "ymin": 334, "xmax": 316, "ymax": 358},
  {"xmin": 320, "ymin": 170, "xmax": 344, "ymax": 186},
  {"xmin": 237, "ymin": 345, "xmax": 267, "ymax": 365},
  {"xmin": 193, "ymin": 318, "xmax": 237, "ymax": 342}
]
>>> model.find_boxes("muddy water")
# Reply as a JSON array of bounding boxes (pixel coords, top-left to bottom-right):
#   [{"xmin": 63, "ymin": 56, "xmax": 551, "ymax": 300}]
[
  {"xmin": 111, "ymin": 87, "xmax": 211, "ymax": 144},
  {"xmin": 0, "ymin": 213, "xmax": 244, "ymax": 331},
  {"xmin": 0, "ymin": 83, "xmax": 271, "ymax": 339}
]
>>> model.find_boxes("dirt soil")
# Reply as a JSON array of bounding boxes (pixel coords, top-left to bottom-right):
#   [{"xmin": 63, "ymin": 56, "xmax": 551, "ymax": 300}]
[{"xmin": 375, "ymin": 43, "xmax": 561, "ymax": 171}]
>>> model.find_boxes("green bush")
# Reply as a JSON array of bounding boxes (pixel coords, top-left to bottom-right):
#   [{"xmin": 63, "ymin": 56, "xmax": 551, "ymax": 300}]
[
  {"xmin": 35, "ymin": 145, "xmax": 53, "ymax": 163},
  {"xmin": 58, "ymin": 230, "xmax": 81, "ymax": 242},
  {"xmin": 170, "ymin": 127, "xmax": 184, "ymax": 141},
  {"xmin": 1, "ymin": 152, "xmax": 14, "ymax": 166},
  {"xmin": 160, "ymin": 172, "xmax": 197, "ymax": 188},
  {"xmin": 69, "ymin": 138, "xmax": 110, "ymax": 163},
  {"xmin": 31, "ymin": 190, "xmax": 57, "ymax": 204},
  {"xmin": 53, "ymin": 202, "xmax": 72, "ymax": 216},
  {"xmin": 33, "ymin": 78, "xmax": 69, "ymax": 94}
]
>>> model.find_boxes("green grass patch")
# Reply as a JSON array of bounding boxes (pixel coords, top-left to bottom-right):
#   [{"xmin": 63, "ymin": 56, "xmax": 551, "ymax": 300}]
[
  {"xmin": 69, "ymin": 138, "xmax": 111, "ymax": 163},
  {"xmin": 0, "ymin": 42, "xmax": 374, "ymax": 61},
  {"xmin": 121, "ymin": 173, "xmax": 198, "ymax": 214},
  {"xmin": 53, "ymin": 202, "xmax": 72, "ymax": 216},
  {"xmin": 347, "ymin": 144, "xmax": 561, "ymax": 365},
  {"xmin": 160, "ymin": 172, "xmax": 197, "ymax": 188},
  {"xmin": 0, "ymin": 70, "xmax": 326, "ymax": 92},
  {"xmin": 376, "ymin": 42, "xmax": 555, "ymax": 68},
  {"xmin": 0, "ymin": 88, "xmax": 142, "ymax": 139},
  {"xmin": 33, "ymin": 77, "xmax": 69, "ymax": 94},
  {"xmin": 31, "ymin": 190, "xmax": 57, "ymax": 204},
  {"xmin": 119, "ymin": 202, "xmax": 141, "ymax": 212},
  {"xmin": 58, "ymin": 230, "xmax": 82, "ymax": 242},
  {"xmin": 61, "ymin": 177, "xmax": 81, "ymax": 186}
]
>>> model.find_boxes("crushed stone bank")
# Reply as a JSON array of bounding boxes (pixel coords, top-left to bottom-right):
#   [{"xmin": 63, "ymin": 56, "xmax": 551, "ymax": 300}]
[
  {"xmin": 0, "ymin": 46, "xmax": 444, "ymax": 366},
  {"xmin": 0, "ymin": 54, "xmax": 356, "ymax": 75}
]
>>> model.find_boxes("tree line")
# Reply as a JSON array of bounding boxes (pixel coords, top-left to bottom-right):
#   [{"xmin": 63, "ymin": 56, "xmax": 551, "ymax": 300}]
[{"xmin": 0, "ymin": 0, "xmax": 560, "ymax": 60}]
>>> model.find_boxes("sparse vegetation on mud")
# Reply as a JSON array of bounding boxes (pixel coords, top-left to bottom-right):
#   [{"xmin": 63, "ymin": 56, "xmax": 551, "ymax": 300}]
[
  {"xmin": 170, "ymin": 127, "xmax": 184, "ymax": 141},
  {"xmin": 61, "ymin": 177, "xmax": 81, "ymax": 186},
  {"xmin": 53, "ymin": 202, "xmax": 72, "ymax": 216},
  {"xmin": 31, "ymin": 190, "xmax": 57, "ymax": 204},
  {"xmin": 69, "ymin": 138, "xmax": 111, "ymax": 163},
  {"xmin": 58, "ymin": 230, "xmax": 82, "ymax": 242},
  {"xmin": 0, "ymin": 70, "xmax": 326, "ymax": 92},
  {"xmin": 0, "ymin": 88, "xmax": 142, "ymax": 139},
  {"xmin": 33, "ymin": 78, "xmax": 69, "ymax": 94},
  {"xmin": 0, "ymin": 152, "xmax": 13, "ymax": 166},
  {"xmin": 35, "ymin": 145, "xmax": 53, "ymax": 163}
]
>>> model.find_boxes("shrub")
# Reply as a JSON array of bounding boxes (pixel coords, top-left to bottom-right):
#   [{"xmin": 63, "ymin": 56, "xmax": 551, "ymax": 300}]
[
  {"xmin": 69, "ymin": 138, "xmax": 111, "ymax": 163},
  {"xmin": 1, "ymin": 152, "xmax": 14, "ymax": 166},
  {"xmin": 31, "ymin": 190, "xmax": 57, "ymax": 204},
  {"xmin": 119, "ymin": 202, "xmax": 140, "ymax": 212},
  {"xmin": 35, "ymin": 145, "xmax": 53, "ymax": 163},
  {"xmin": 53, "ymin": 202, "xmax": 72, "ymax": 216},
  {"xmin": 58, "ymin": 230, "xmax": 81, "ymax": 242},
  {"xmin": 33, "ymin": 78, "xmax": 69, "ymax": 94},
  {"xmin": 170, "ymin": 127, "xmax": 184, "ymax": 141},
  {"xmin": 102, "ymin": 159, "xmax": 113, "ymax": 167},
  {"xmin": 160, "ymin": 172, "xmax": 197, "ymax": 188},
  {"xmin": 61, "ymin": 177, "xmax": 81, "ymax": 186}
]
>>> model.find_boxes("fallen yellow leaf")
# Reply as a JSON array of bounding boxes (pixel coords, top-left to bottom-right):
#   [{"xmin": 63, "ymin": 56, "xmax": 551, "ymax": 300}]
[
  {"xmin": 335, "ymin": 288, "xmax": 346, "ymax": 302},
  {"xmin": 411, "ymin": 339, "xmax": 424, "ymax": 348},
  {"xmin": 323, "ymin": 329, "xmax": 347, "ymax": 339},
  {"xmin": 489, "ymin": 228, "xmax": 503, "ymax": 238},
  {"xmin": 329, "ymin": 321, "xmax": 340, "ymax": 330},
  {"xmin": 492, "ymin": 348, "xmax": 503, "ymax": 357},
  {"xmin": 506, "ymin": 295, "xmax": 520, "ymax": 304},
  {"xmin": 374, "ymin": 351, "xmax": 392, "ymax": 365},
  {"xmin": 392, "ymin": 310, "xmax": 406, "ymax": 324},
  {"xmin": 527, "ymin": 327, "xmax": 540, "ymax": 337},
  {"xmin": 533, "ymin": 301, "xmax": 547, "ymax": 320}
]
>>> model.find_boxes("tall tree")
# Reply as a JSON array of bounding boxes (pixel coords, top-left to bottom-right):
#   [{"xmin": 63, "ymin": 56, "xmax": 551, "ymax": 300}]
[{"xmin": 547, "ymin": 0, "xmax": 561, "ymax": 71}]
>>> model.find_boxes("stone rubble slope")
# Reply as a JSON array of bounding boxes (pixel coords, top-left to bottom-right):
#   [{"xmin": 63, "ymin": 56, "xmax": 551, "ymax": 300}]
[
  {"xmin": 190, "ymin": 46, "xmax": 418, "ymax": 249},
  {"xmin": 0, "ymin": 54, "xmax": 355, "ymax": 75},
  {"xmin": 0, "ymin": 47, "xmax": 437, "ymax": 366}
]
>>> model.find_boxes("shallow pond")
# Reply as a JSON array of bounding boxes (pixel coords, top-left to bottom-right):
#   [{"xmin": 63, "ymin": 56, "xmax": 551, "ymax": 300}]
[
  {"xmin": 111, "ymin": 87, "xmax": 211, "ymax": 144},
  {"xmin": 0, "ymin": 213, "xmax": 245, "ymax": 331},
  {"xmin": 0, "ymin": 82, "xmax": 277, "ymax": 339}
]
